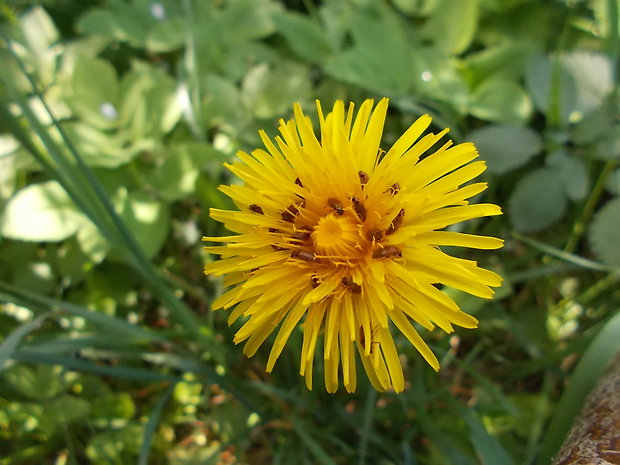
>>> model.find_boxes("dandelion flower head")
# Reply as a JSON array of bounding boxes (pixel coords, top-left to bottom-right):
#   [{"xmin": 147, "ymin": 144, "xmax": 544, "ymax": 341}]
[{"xmin": 204, "ymin": 98, "xmax": 503, "ymax": 393}]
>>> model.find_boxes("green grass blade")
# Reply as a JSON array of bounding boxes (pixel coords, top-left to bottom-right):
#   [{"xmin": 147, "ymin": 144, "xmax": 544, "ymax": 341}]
[
  {"xmin": 12, "ymin": 349, "xmax": 178, "ymax": 382},
  {"xmin": 138, "ymin": 382, "xmax": 176, "ymax": 465},
  {"xmin": 0, "ymin": 281, "xmax": 173, "ymax": 346},
  {"xmin": 537, "ymin": 309, "xmax": 620, "ymax": 465},
  {"xmin": 0, "ymin": 313, "xmax": 49, "ymax": 372},
  {"xmin": 444, "ymin": 394, "xmax": 514, "ymax": 465},
  {"xmin": 358, "ymin": 387, "xmax": 376, "ymax": 465},
  {"xmin": 293, "ymin": 418, "xmax": 338, "ymax": 465}
]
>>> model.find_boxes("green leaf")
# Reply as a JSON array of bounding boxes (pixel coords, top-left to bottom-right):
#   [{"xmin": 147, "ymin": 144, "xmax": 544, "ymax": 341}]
[
  {"xmin": 92, "ymin": 392, "xmax": 136, "ymax": 425},
  {"xmin": 119, "ymin": 190, "xmax": 169, "ymax": 259},
  {"xmin": 468, "ymin": 125, "xmax": 542, "ymax": 174},
  {"xmin": 526, "ymin": 52, "xmax": 613, "ymax": 125},
  {"xmin": 44, "ymin": 394, "xmax": 91, "ymax": 426},
  {"xmin": 525, "ymin": 54, "xmax": 575, "ymax": 125},
  {"xmin": 469, "ymin": 78, "xmax": 532, "ymax": 124},
  {"xmin": 0, "ymin": 313, "xmax": 49, "ymax": 372},
  {"xmin": 149, "ymin": 143, "xmax": 205, "ymax": 202},
  {"xmin": 210, "ymin": 0, "xmax": 275, "ymax": 44},
  {"xmin": 86, "ymin": 424, "xmax": 143, "ymax": 465},
  {"xmin": 4, "ymin": 364, "xmax": 62, "ymax": 400},
  {"xmin": 272, "ymin": 10, "xmax": 332, "ymax": 63},
  {"xmin": 546, "ymin": 151, "xmax": 590, "ymax": 201},
  {"xmin": 67, "ymin": 56, "xmax": 119, "ymax": 129},
  {"xmin": 77, "ymin": 219, "xmax": 111, "ymax": 263},
  {"xmin": 508, "ymin": 168, "xmax": 568, "ymax": 233},
  {"xmin": 421, "ymin": 0, "xmax": 479, "ymax": 55},
  {"xmin": 242, "ymin": 62, "xmax": 312, "ymax": 119},
  {"xmin": 589, "ymin": 197, "xmax": 620, "ymax": 267},
  {"xmin": 561, "ymin": 52, "xmax": 614, "ymax": 118},
  {"xmin": 464, "ymin": 41, "xmax": 534, "ymax": 86},
  {"xmin": 76, "ymin": 8, "xmax": 118, "ymax": 38},
  {"xmin": 1, "ymin": 181, "xmax": 86, "ymax": 241},
  {"xmin": 605, "ymin": 168, "xmax": 620, "ymax": 195},
  {"xmin": 146, "ymin": 17, "xmax": 186, "ymax": 52},
  {"xmin": 18, "ymin": 6, "xmax": 59, "ymax": 83},
  {"xmin": 324, "ymin": 6, "xmax": 416, "ymax": 95}
]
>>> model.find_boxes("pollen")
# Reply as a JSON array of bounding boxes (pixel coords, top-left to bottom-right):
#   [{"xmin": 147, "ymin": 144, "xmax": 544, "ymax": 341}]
[{"xmin": 312, "ymin": 213, "xmax": 362, "ymax": 258}]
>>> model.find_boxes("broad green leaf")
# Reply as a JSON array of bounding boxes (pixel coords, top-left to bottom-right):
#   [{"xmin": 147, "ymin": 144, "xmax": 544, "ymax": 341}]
[
  {"xmin": 605, "ymin": 168, "xmax": 620, "ymax": 195},
  {"xmin": 546, "ymin": 151, "xmax": 590, "ymax": 201},
  {"xmin": 209, "ymin": 0, "xmax": 276, "ymax": 45},
  {"xmin": 146, "ymin": 17, "xmax": 185, "ymax": 52},
  {"xmin": 589, "ymin": 197, "xmax": 620, "ymax": 267},
  {"xmin": 43, "ymin": 395, "xmax": 91, "ymax": 427},
  {"xmin": 77, "ymin": 219, "xmax": 111, "ymax": 263},
  {"xmin": 242, "ymin": 62, "xmax": 312, "ymax": 119},
  {"xmin": 469, "ymin": 78, "xmax": 532, "ymax": 124},
  {"xmin": 149, "ymin": 143, "xmax": 205, "ymax": 202},
  {"xmin": 272, "ymin": 10, "xmax": 332, "ymax": 63},
  {"xmin": 202, "ymin": 73, "xmax": 245, "ymax": 128},
  {"xmin": 92, "ymin": 392, "xmax": 136, "ymax": 425},
  {"xmin": 526, "ymin": 52, "xmax": 613, "ymax": 125},
  {"xmin": 509, "ymin": 168, "xmax": 568, "ymax": 233},
  {"xmin": 4, "ymin": 364, "xmax": 62, "ymax": 400},
  {"xmin": 67, "ymin": 55, "xmax": 119, "ymax": 129},
  {"xmin": 468, "ymin": 125, "xmax": 542, "ymax": 174},
  {"xmin": 63, "ymin": 122, "xmax": 142, "ymax": 168},
  {"xmin": 119, "ymin": 191, "xmax": 169, "ymax": 259},
  {"xmin": 525, "ymin": 54, "xmax": 576, "ymax": 125},
  {"xmin": 76, "ymin": 9, "xmax": 118, "ymax": 38},
  {"xmin": 421, "ymin": 0, "xmax": 479, "ymax": 55},
  {"xmin": 561, "ymin": 52, "xmax": 614, "ymax": 119},
  {"xmin": 1, "ymin": 181, "xmax": 86, "ymax": 242},
  {"xmin": 86, "ymin": 424, "xmax": 143, "ymax": 464},
  {"xmin": 19, "ymin": 6, "xmax": 59, "ymax": 84},
  {"xmin": 464, "ymin": 41, "xmax": 534, "ymax": 86},
  {"xmin": 324, "ymin": 7, "xmax": 416, "ymax": 95},
  {"xmin": 571, "ymin": 97, "xmax": 617, "ymax": 145},
  {"xmin": 118, "ymin": 62, "xmax": 178, "ymax": 139},
  {"xmin": 591, "ymin": 128, "xmax": 620, "ymax": 161}
]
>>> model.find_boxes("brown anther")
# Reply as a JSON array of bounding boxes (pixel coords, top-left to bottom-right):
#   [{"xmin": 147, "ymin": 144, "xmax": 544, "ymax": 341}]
[
  {"xmin": 366, "ymin": 229, "xmax": 384, "ymax": 242},
  {"xmin": 291, "ymin": 249, "xmax": 316, "ymax": 262},
  {"xmin": 268, "ymin": 228, "xmax": 280, "ymax": 234},
  {"xmin": 292, "ymin": 226, "xmax": 312, "ymax": 242},
  {"xmin": 327, "ymin": 198, "xmax": 344, "ymax": 215},
  {"xmin": 386, "ymin": 208, "xmax": 405, "ymax": 235},
  {"xmin": 281, "ymin": 204, "xmax": 299, "ymax": 223},
  {"xmin": 351, "ymin": 196, "xmax": 367, "ymax": 222},
  {"xmin": 385, "ymin": 182, "xmax": 400, "ymax": 195},
  {"xmin": 311, "ymin": 276, "xmax": 320, "ymax": 288},
  {"xmin": 358, "ymin": 171, "xmax": 369, "ymax": 188},
  {"xmin": 295, "ymin": 177, "xmax": 303, "ymax": 188},
  {"xmin": 341, "ymin": 276, "xmax": 362, "ymax": 294},
  {"xmin": 249, "ymin": 204, "xmax": 264, "ymax": 214},
  {"xmin": 372, "ymin": 245, "xmax": 402, "ymax": 259}
]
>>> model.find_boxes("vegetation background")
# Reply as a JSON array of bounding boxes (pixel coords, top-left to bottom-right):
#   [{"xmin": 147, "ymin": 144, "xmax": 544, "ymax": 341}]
[{"xmin": 0, "ymin": 0, "xmax": 619, "ymax": 463}]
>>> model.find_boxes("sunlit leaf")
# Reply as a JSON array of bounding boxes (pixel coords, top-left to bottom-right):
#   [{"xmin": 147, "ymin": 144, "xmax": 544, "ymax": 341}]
[{"xmin": 1, "ymin": 181, "xmax": 86, "ymax": 242}]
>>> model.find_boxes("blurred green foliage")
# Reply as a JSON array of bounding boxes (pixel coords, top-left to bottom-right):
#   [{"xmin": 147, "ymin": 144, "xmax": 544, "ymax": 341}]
[{"xmin": 0, "ymin": 0, "xmax": 619, "ymax": 464}]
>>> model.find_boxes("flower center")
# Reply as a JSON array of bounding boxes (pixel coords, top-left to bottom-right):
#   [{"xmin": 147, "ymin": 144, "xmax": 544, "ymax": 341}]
[{"xmin": 312, "ymin": 214, "xmax": 361, "ymax": 258}]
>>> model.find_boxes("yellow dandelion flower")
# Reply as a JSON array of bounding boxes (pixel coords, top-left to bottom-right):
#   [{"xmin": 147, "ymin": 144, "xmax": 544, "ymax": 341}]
[{"xmin": 203, "ymin": 98, "xmax": 503, "ymax": 393}]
